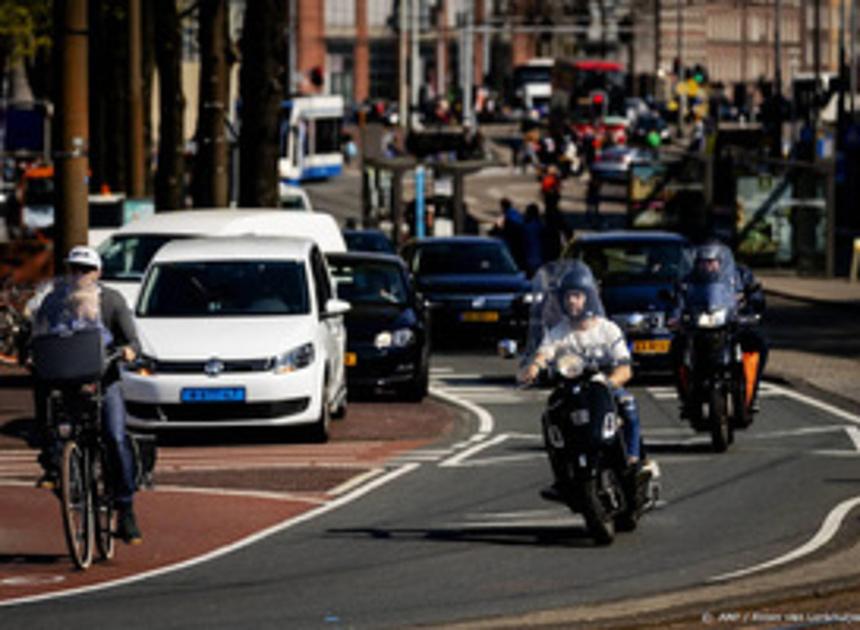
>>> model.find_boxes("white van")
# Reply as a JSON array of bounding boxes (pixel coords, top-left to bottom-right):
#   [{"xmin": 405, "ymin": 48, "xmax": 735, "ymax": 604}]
[
  {"xmin": 96, "ymin": 209, "xmax": 346, "ymax": 306},
  {"xmin": 125, "ymin": 236, "xmax": 349, "ymax": 440}
]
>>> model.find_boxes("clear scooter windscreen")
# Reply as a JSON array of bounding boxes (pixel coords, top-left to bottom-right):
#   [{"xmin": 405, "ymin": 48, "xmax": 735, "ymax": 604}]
[
  {"xmin": 520, "ymin": 259, "xmax": 607, "ymax": 372},
  {"xmin": 683, "ymin": 244, "xmax": 739, "ymax": 320}
]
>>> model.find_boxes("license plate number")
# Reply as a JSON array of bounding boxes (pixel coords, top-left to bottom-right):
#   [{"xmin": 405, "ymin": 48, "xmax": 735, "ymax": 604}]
[
  {"xmin": 632, "ymin": 339, "xmax": 671, "ymax": 354},
  {"xmin": 460, "ymin": 311, "xmax": 500, "ymax": 323},
  {"xmin": 344, "ymin": 352, "xmax": 357, "ymax": 367},
  {"xmin": 180, "ymin": 387, "xmax": 246, "ymax": 403}
]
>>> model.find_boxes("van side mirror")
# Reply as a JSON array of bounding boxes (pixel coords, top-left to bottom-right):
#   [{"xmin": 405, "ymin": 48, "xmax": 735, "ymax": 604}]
[{"xmin": 323, "ymin": 298, "xmax": 351, "ymax": 319}]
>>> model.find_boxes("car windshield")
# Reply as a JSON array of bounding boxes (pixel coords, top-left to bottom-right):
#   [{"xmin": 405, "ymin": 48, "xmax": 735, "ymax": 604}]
[
  {"xmin": 329, "ymin": 259, "xmax": 407, "ymax": 305},
  {"xmin": 578, "ymin": 241, "xmax": 687, "ymax": 286},
  {"xmin": 279, "ymin": 195, "xmax": 307, "ymax": 210},
  {"xmin": 343, "ymin": 231, "xmax": 395, "ymax": 254},
  {"xmin": 99, "ymin": 234, "xmax": 186, "ymax": 281},
  {"xmin": 137, "ymin": 260, "xmax": 310, "ymax": 317},
  {"xmin": 416, "ymin": 242, "xmax": 518, "ymax": 275}
]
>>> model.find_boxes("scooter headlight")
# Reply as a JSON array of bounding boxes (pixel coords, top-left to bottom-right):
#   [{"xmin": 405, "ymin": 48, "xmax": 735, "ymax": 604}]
[{"xmin": 696, "ymin": 308, "xmax": 728, "ymax": 329}]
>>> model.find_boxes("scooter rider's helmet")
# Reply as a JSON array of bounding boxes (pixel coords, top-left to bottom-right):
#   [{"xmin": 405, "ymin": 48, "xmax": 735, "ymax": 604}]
[{"xmin": 555, "ymin": 261, "xmax": 605, "ymax": 324}]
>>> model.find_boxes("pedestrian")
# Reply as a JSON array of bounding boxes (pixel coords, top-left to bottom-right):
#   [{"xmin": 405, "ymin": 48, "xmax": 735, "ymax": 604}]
[
  {"xmin": 522, "ymin": 203, "xmax": 546, "ymax": 277},
  {"xmin": 493, "ymin": 197, "xmax": 526, "ymax": 272},
  {"xmin": 541, "ymin": 165, "xmax": 562, "ymax": 217}
]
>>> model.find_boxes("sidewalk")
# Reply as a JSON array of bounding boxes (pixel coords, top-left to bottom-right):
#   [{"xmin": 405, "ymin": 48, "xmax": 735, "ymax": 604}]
[{"xmin": 759, "ymin": 272, "xmax": 860, "ymax": 409}]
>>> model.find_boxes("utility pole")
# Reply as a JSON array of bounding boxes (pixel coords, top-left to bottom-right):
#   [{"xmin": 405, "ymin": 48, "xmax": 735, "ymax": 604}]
[
  {"xmin": 462, "ymin": 2, "xmax": 475, "ymax": 127},
  {"xmin": 399, "ymin": 1, "xmax": 408, "ymax": 130},
  {"xmin": 128, "ymin": 0, "xmax": 145, "ymax": 197},
  {"xmin": 851, "ymin": 0, "xmax": 857, "ymax": 114},
  {"xmin": 814, "ymin": 0, "xmax": 821, "ymax": 128},
  {"xmin": 54, "ymin": 0, "xmax": 89, "ymax": 271},
  {"xmin": 838, "ymin": 0, "xmax": 847, "ymax": 136},
  {"xmin": 773, "ymin": 0, "xmax": 783, "ymax": 157},
  {"xmin": 410, "ymin": 0, "xmax": 420, "ymax": 129},
  {"xmin": 654, "ymin": 0, "xmax": 661, "ymax": 95}
]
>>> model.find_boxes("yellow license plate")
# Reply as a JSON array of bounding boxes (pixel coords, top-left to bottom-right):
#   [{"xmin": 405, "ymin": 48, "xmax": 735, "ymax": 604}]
[
  {"xmin": 633, "ymin": 339, "xmax": 671, "ymax": 354},
  {"xmin": 460, "ymin": 311, "xmax": 500, "ymax": 323},
  {"xmin": 344, "ymin": 352, "xmax": 357, "ymax": 367}
]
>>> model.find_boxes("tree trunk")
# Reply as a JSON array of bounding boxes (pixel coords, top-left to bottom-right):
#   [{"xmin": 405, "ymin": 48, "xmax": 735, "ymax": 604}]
[
  {"xmin": 141, "ymin": 0, "xmax": 155, "ymax": 195},
  {"xmin": 192, "ymin": 0, "xmax": 231, "ymax": 208},
  {"xmin": 238, "ymin": 0, "xmax": 286, "ymax": 207},
  {"xmin": 154, "ymin": 0, "xmax": 185, "ymax": 210}
]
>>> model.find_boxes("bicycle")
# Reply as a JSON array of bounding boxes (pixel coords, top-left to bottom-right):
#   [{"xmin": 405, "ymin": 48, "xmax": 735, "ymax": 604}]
[{"xmin": 31, "ymin": 328, "xmax": 122, "ymax": 569}]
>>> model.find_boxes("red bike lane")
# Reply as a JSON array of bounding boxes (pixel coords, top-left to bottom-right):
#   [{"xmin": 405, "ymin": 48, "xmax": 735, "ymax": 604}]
[{"xmin": 0, "ymin": 365, "xmax": 459, "ymax": 606}]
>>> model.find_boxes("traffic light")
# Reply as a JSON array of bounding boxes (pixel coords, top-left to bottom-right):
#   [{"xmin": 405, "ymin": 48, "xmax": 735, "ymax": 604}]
[{"xmin": 692, "ymin": 64, "xmax": 708, "ymax": 85}]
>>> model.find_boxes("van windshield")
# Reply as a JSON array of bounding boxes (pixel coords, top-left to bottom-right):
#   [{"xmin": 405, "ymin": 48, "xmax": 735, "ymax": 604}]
[
  {"xmin": 99, "ymin": 234, "xmax": 187, "ymax": 281},
  {"xmin": 137, "ymin": 260, "xmax": 310, "ymax": 317}
]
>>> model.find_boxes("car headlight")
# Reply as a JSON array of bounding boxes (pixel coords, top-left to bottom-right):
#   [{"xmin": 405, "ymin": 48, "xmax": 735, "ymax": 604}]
[
  {"xmin": 375, "ymin": 328, "xmax": 415, "ymax": 349},
  {"xmin": 273, "ymin": 342, "xmax": 315, "ymax": 374},
  {"xmin": 696, "ymin": 308, "xmax": 728, "ymax": 328},
  {"xmin": 132, "ymin": 354, "xmax": 157, "ymax": 377}
]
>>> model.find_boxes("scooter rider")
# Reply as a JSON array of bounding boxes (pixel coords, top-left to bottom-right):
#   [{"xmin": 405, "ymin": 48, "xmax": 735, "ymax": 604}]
[
  {"xmin": 32, "ymin": 246, "xmax": 143, "ymax": 544},
  {"xmin": 519, "ymin": 261, "xmax": 643, "ymax": 465}
]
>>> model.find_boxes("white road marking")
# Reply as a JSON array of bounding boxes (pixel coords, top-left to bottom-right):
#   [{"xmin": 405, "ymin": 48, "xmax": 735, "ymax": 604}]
[
  {"xmin": 844, "ymin": 427, "xmax": 860, "ymax": 452},
  {"xmin": 429, "ymin": 385, "xmax": 494, "ymax": 439},
  {"xmin": 710, "ymin": 495, "xmax": 860, "ymax": 582},
  {"xmin": 440, "ymin": 433, "xmax": 511, "ymax": 468},
  {"xmin": 0, "ymin": 463, "xmax": 421, "ymax": 609},
  {"xmin": 763, "ymin": 383, "xmax": 860, "ymax": 426}
]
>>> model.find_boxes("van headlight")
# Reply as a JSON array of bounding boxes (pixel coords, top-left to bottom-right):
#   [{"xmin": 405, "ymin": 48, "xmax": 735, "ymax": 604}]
[
  {"xmin": 132, "ymin": 354, "xmax": 157, "ymax": 377},
  {"xmin": 696, "ymin": 308, "xmax": 728, "ymax": 328},
  {"xmin": 273, "ymin": 343, "xmax": 315, "ymax": 374},
  {"xmin": 375, "ymin": 328, "xmax": 415, "ymax": 349}
]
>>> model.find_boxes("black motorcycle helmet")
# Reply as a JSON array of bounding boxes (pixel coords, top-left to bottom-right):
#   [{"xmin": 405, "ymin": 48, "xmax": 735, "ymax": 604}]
[{"xmin": 555, "ymin": 261, "xmax": 604, "ymax": 324}]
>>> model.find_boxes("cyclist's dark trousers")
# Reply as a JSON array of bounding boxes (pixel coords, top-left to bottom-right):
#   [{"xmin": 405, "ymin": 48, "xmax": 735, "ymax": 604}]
[{"xmin": 102, "ymin": 382, "xmax": 136, "ymax": 507}]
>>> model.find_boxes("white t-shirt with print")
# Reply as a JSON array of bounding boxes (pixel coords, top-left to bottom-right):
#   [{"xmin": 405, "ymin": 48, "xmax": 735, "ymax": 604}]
[{"xmin": 536, "ymin": 317, "xmax": 631, "ymax": 370}]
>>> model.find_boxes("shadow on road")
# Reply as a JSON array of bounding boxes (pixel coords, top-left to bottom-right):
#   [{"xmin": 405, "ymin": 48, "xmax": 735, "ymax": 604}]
[{"xmin": 326, "ymin": 524, "xmax": 599, "ymax": 549}]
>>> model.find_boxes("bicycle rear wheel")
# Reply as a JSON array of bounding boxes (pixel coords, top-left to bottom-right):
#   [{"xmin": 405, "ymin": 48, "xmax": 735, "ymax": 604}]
[
  {"xmin": 61, "ymin": 441, "xmax": 94, "ymax": 569},
  {"xmin": 92, "ymin": 447, "xmax": 116, "ymax": 560}
]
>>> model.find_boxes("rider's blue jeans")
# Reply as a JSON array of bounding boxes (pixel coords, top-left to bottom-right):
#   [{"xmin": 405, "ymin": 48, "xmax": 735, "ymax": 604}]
[
  {"xmin": 102, "ymin": 382, "xmax": 136, "ymax": 507},
  {"xmin": 613, "ymin": 387, "xmax": 641, "ymax": 460}
]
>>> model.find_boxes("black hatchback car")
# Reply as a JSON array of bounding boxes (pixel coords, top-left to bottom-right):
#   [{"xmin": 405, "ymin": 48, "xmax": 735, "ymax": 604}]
[
  {"xmin": 564, "ymin": 231, "xmax": 691, "ymax": 371},
  {"xmin": 400, "ymin": 236, "xmax": 531, "ymax": 342},
  {"xmin": 328, "ymin": 252, "xmax": 430, "ymax": 400}
]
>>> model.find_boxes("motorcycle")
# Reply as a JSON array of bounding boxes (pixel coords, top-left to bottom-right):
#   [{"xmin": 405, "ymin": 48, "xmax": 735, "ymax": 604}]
[
  {"xmin": 677, "ymin": 244, "xmax": 759, "ymax": 452},
  {"xmin": 514, "ymin": 261, "xmax": 659, "ymax": 546}
]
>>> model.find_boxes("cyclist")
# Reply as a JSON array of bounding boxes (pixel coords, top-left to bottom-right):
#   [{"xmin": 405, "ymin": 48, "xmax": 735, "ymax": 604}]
[{"xmin": 32, "ymin": 246, "xmax": 143, "ymax": 544}]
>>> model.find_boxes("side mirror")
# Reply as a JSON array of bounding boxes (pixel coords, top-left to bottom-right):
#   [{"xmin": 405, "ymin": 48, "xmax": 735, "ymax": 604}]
[{"xmin": 323, "ymin": 298, "xmax": 351, "ymax": 319}]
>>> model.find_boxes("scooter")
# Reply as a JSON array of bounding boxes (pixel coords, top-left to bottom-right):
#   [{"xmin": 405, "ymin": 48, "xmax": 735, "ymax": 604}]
[{"xmin": 539, "ymin": 358, "xmax": 659, "ymax": 545}]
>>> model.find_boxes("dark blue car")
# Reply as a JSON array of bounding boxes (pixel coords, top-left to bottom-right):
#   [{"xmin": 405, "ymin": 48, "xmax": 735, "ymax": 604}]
[
  {"xmin": 564, "ymin": 231, "xmax": 691, "ymax": 371},
  {"xmin": 328, "ymin": 252, "xmax": 430, "ymax": 400},
  {"xmin": 400, "ymin": 236, "xmax": 531, "ymax": 343}
]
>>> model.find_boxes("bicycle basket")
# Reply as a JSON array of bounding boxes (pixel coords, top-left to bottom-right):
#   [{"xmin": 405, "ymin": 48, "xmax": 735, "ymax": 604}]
[{"xmin": 31, "ymin": 328, "xmax": 105, "ymax": 384}]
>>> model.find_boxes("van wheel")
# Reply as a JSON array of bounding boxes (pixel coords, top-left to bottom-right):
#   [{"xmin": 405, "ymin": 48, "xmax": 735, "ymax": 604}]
[{"xmin": 307, "ymin": 382, "xmax": 331, "ymax": 443}]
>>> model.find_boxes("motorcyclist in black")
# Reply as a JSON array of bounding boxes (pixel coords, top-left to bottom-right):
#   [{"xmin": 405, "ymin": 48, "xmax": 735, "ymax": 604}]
[{"xmin": 672, "ymin": 242, "xmax": 768, "ymax": 418}]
